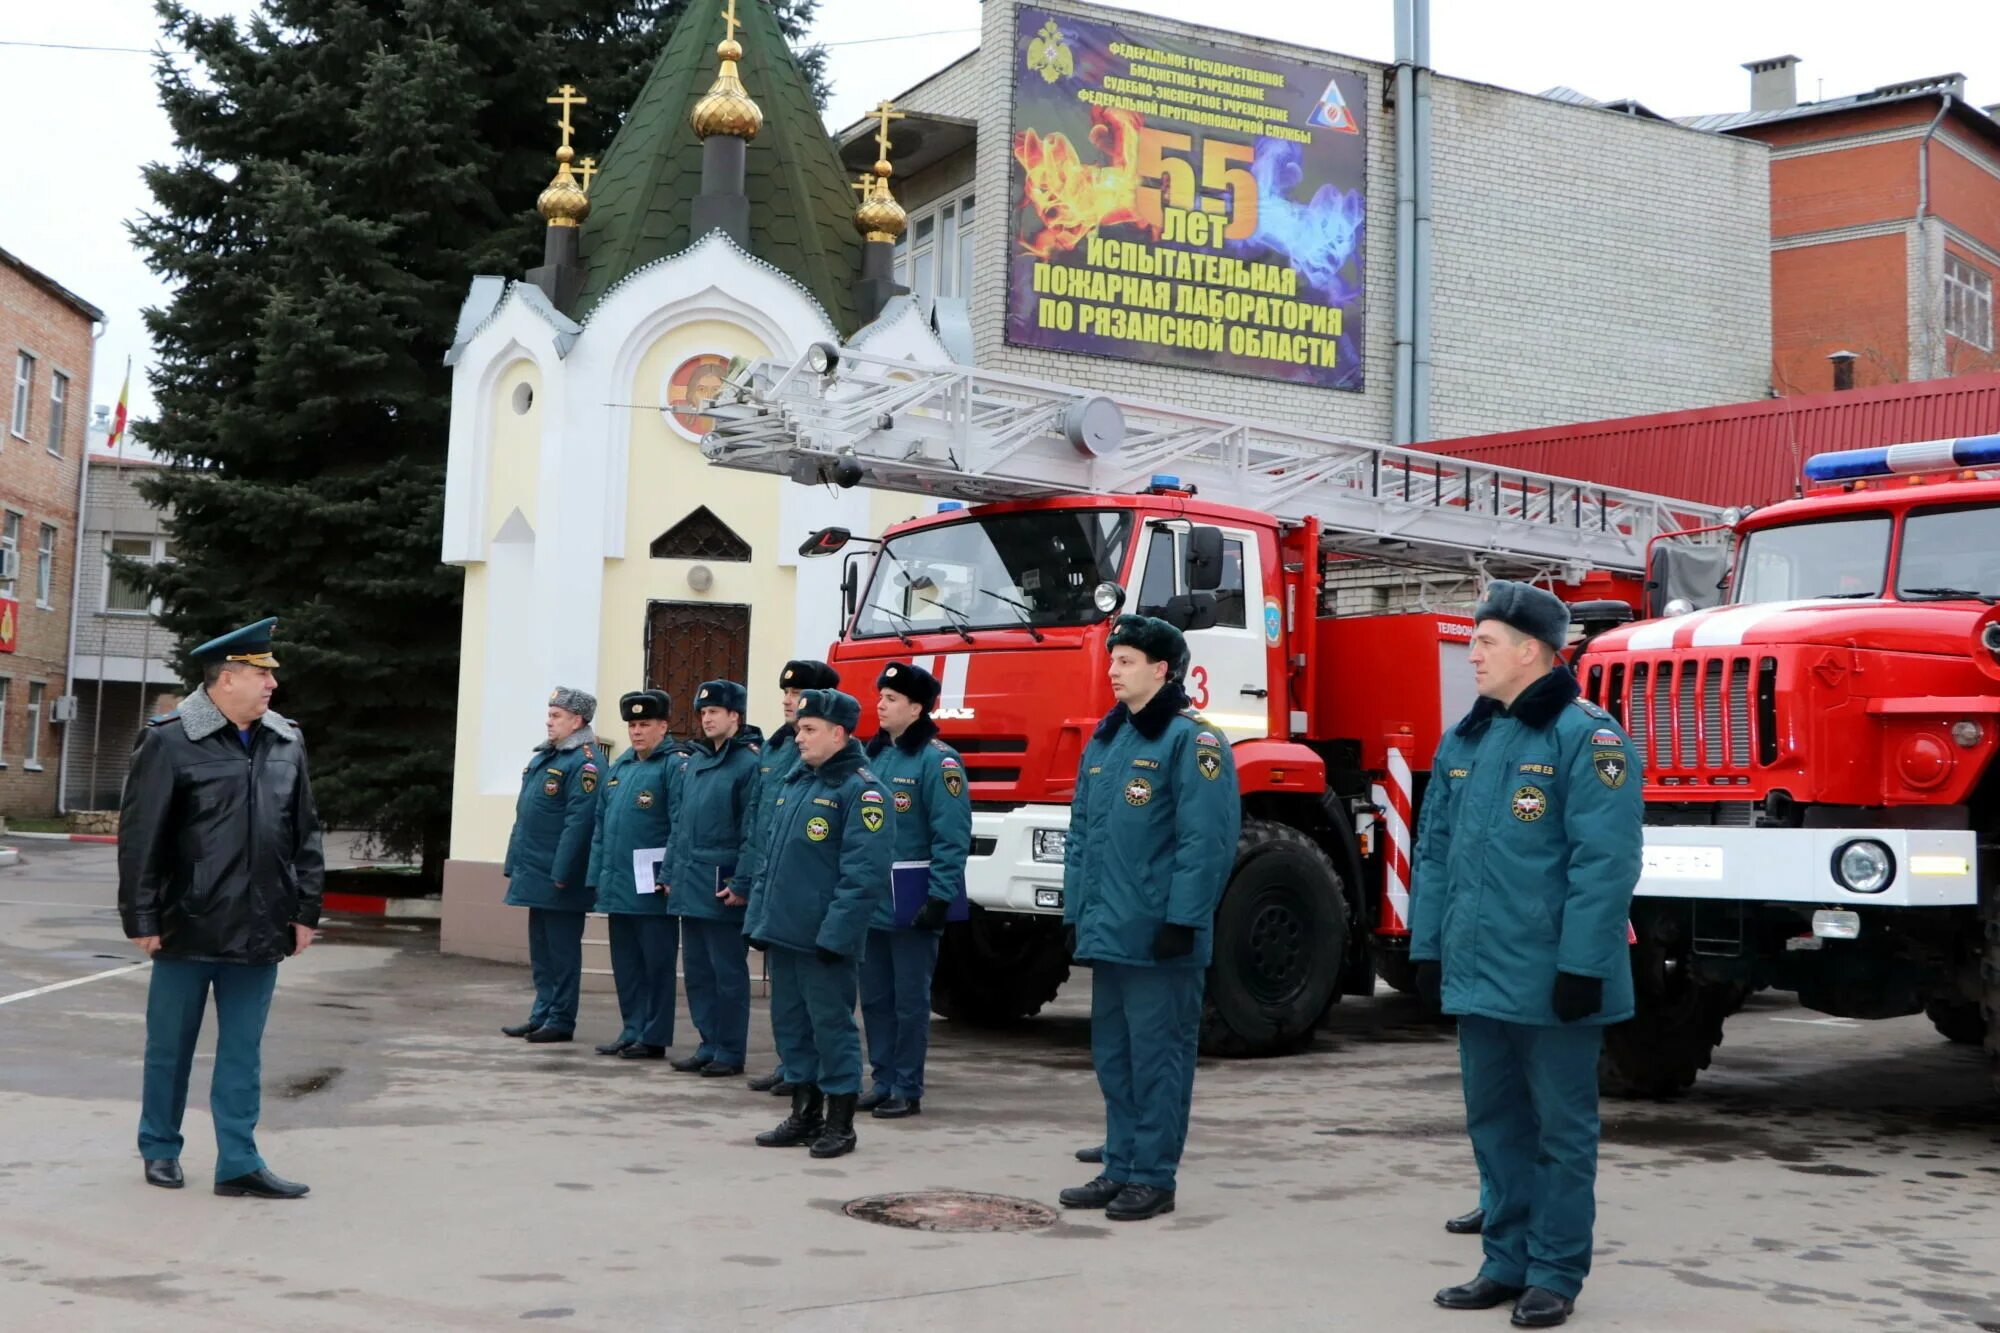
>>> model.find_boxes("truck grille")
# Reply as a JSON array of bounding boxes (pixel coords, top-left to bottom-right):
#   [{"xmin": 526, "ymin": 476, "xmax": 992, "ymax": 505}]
[{"xmin": 1588, "ymin": 655, "xmax": 1775, "ymax": 779}]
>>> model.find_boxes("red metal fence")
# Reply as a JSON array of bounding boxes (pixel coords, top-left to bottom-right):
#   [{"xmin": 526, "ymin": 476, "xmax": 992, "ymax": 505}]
[{"xmin": 1427, "ymin": 373, "xmax": 2000, "ymax": 507}]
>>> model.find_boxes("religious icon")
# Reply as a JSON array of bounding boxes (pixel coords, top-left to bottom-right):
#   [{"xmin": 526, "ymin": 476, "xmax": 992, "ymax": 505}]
[{"xmin": 667, "ymin": 354, "xmax": 732, "ymax": 438}]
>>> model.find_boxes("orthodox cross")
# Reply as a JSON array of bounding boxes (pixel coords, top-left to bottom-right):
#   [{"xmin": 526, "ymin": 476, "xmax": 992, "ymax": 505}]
[
  {"xmin": 578, "ymin": 157, "xmax": 599, "ymax": 193},
  {"xmin": 870, "ymin": 99, "xmax": 906, "ymax": 162},
  {"xmin": 547, "ymin": 84, "xmax": 588, "ymax": 150}
]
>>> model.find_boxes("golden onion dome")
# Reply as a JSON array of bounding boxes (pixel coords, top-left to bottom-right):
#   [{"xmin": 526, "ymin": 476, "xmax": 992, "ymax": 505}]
[
  {"xmin": 536, "ymin": 145, "xmax": 591, "ymax": 227},
  {"xmin": 690, "ymin": 43, "xmax": 764, "ymax": 140}
]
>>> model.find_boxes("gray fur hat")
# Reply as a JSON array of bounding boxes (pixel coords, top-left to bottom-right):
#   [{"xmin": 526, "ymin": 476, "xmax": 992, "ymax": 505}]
[
  {"xmin": 548, "ymin": 685, "xmax": 597, "ymax": 722},
  {"xmin": 1474, "ymin": 581, "xmax": 1571, "ymax": 650}
]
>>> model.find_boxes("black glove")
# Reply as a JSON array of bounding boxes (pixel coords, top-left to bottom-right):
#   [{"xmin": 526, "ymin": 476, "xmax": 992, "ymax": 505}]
[
  {"xmin": 1153, "ymin": 922, "xmax": 1197, "ymax": 961},
  {"xmin": 1551, "ymin": 972, "xmax": 1603, "ymax": 1023},
  {"xmin": 815, "ymin": 946, "xmax": 844, "ymax": 965},
  {"xmin": 911, "ymin": 898, "xmax": 950, "ymax": 931},
  {"xmin": 1414, "ymin": 960, "xmax": 1443, "ymax": 1012}
]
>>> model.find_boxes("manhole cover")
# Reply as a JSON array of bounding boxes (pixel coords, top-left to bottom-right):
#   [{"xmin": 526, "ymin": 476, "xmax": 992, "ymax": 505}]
[{"xmin": 843, "ymin": 1191, "xmax": 1059, "ymax": 1233}]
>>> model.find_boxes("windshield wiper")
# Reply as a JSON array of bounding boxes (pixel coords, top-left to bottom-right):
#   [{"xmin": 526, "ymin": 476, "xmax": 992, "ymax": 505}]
[
  {"xmin": 1817, "ymin": 590, "xmax": 1880, "ymax": 599},
  {"xmin": 875, "ymin": 608, "xmax": 917, "ymax": 646},
  {"xmin": 976, "ymin": 586, "xmax": 1045, "ymax": 642},
  {"xmin": 1903, "ymin": 586, "xmax": 1999, "ymax": 604},
  {"xmin": 932, "ymin": 600, "xmax": 975, "ymax": 643}
]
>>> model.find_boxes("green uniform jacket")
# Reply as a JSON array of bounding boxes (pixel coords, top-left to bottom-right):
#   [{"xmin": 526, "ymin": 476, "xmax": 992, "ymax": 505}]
[
  {"xmin": 736, "ymin": 723, "xmax": 798, "ymax": 923},
  {"xmin": 660, "ymin": 726, "xmax": 764, "ymax": 922},
  {"xmin": 587, "ymin": 741, "xmax": 689, "ymax": 915},
  {"xmin": 1408, "ymin": 667, "xmax": 1643, "ymax": 1026},
  {"xmin": 862, "ymin": 715, "xmax": 974, "ymax": 932},
  {"xmin": 503, "ymin": 729, "xmax": 602, "ymax": 912},
  {"xmin": 744, "ymin": 738, "xmax": 893, "ymax": 959},
  {"xmin": 1062, "ymin": 685, "xmax": 1240, "ymax": 969}
]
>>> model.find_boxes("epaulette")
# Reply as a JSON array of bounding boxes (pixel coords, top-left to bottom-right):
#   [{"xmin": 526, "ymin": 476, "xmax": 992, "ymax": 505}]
[
  {"xmin": 1573, "ymin": 699, "xmax": 1610, "ymax": 720},
  {"xmin": 146, "ymin": 712, "xmax": 180, "ymax": 728}
]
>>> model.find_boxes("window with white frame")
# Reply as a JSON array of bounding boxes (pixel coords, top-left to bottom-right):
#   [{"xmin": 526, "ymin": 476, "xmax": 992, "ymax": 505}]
[
  {"xmin": 10, "ymin": 351, "xmax": 32, "ymax": 439},
  {"xmin": 1945, "ymin": 254, "xmax": 1994, "ymax": 351},
  {"xmin": 47, "ymin": 371, "xmax": 67, "ymax": 455},
  {"xmin": 36, "ymin": 524, "xmax": 55, "ymax": 607},
  {"xmin": 104, "ymin": 533, "xmax": 171, "ymax": 613},
  {"xmin": 1, "ymin": 511, "xmax": 19, "ymax": 595},
  {"xmin": 25, "ymin": 681, "xmax": 44, "ymax": 767},
  {"xmin": 892, "ymin": 189, "xmax": 976, "ymax": 302}
]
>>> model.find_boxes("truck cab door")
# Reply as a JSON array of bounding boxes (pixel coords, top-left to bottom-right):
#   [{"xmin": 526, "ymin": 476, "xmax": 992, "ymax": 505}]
[{"xmin": 1134, "ymin": 521, "xmax": 1270, "ymax": 742}]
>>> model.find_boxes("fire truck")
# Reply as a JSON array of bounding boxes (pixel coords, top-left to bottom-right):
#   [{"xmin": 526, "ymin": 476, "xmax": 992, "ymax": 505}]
[
  {"xmin": 703, "ymin": 343, "xmax": 1721, "ymax": 1055},
  {"xmin": 1577, "ymin": 434, "xmax": 2000, "ymax": 1097}
]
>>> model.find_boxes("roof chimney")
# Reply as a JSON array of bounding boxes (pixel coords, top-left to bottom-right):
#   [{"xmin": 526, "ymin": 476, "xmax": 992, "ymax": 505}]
[{"xmin": 1744, "ymin": 55, "xmax": 1801, "ymax": 112}]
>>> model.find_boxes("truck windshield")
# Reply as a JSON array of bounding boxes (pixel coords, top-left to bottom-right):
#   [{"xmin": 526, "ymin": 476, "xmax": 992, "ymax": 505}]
[
  {"xmin": 853, "ymin": 510, "xmax": 1135, "ymax": 639},
  {"xmin": 1897, "ymin": 503, "xmax": 2000, "ymax": 600},
  {"xmin": 1734, "ymin": 515, "xmax": 1891, "ymax": 603}
]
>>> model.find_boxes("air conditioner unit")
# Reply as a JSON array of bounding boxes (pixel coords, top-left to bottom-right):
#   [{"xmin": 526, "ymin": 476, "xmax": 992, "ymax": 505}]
[
  {"xmin": 0, "ymin": 548, "xmax": 17, "ymax": 582},
  {"xmin": 51, "ymin": 695, "xmax": 78, "ymax": 724}
]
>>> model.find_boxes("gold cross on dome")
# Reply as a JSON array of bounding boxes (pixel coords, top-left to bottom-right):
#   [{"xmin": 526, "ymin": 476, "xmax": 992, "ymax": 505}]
[
  {"xmin": 578, "ymin": 157, "xmax": 599, "ymax": 193},
  {"xmin": 722, "ymin": 0, "xmax": 742, "ymax": 46},
  {"xmin": 547, "ymin": 84, "xmax": 588, "ymax": 150},
  {"xmin": 850, "ymin": 172, "xmax": 876, "ymax": 199},
  {"xmin": 870, "ymin": 99, "xmax": 906, "ymax": 162}
]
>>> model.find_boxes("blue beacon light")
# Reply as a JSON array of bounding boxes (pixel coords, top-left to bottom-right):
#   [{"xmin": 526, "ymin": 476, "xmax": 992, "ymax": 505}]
[{"xmin": 1803, "ymin": 433, "xmax": 2000, "ymax": 484}]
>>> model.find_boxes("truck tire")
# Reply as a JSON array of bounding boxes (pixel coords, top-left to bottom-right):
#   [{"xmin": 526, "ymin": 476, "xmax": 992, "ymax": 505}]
[
  {"xmin": 930, "ymin": 906, "xmax": 1071, "ymax": 1026},
  {"xmin": 1925, "ymin": 999, "xmax": 1986, "ymax": 1046},
  {"xmin": 1200, "ymin": 818, "xmax": 1351, "ymax": 1057},
  {"xmin": 1599, "ymin": 921, "xmax": 1747, "ymax": 1098}
]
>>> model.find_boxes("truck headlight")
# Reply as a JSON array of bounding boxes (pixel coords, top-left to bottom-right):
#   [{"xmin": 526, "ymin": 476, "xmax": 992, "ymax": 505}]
[
  {"xmin": 1832, "ymin": 839, "xmax": 1894, "ymax": 894},
  {"xmin": 1031, "ymin": 829, "xmax": 1067, "ymax": 863}
]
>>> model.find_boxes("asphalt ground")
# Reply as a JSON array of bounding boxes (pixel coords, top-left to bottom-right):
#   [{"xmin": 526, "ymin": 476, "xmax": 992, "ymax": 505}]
[{"xmin": 2, "ymin": 841, "xmax": 1996, "ymax": 1331}]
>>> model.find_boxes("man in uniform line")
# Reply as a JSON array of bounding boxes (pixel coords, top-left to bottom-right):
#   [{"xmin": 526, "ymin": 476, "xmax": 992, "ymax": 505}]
[
  {"xmin": 120, "ymin": 617, "xmax": 324, "ymax": 1199},
  {"xmin": 586, "ymin": 690, "xmax": 688, "ymax": 1060},
  {"xmin": 746, "ymin": 689, "xmax": 892, "ymax": 1159},
  {"xmin": 659, "ymin": 680, "xmax": 762, "ymax": 1077},
  {"xmin": 1058, "ymin": 615, "xmax": 1239, "ymax": 1222},
  {"xmin": 500, "ymin": 687, "xmax": 603, "ymax": 1044},
  {"xmin": 740, "ymin": 658, "xmax": 841, "ymax": 1095},
  {"xmin": 858, "ymin": 662, "xmax": 972, "ymax": 1119},
  {"xmin": 1409, "ymin": 581, "xmax": 1642, "ymax": 1330}
]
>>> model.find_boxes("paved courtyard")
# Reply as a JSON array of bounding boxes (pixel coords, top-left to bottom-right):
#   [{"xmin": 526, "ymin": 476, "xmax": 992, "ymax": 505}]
[{"xmin": 2, "ymin": 842, "xmax": 1996, "ymax": 1330}]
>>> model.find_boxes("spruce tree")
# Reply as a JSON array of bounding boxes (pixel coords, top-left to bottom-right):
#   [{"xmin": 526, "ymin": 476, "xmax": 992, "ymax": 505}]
[{"xmin": 131, "ymin": 0, "xmax": 825, "ymax": 881}]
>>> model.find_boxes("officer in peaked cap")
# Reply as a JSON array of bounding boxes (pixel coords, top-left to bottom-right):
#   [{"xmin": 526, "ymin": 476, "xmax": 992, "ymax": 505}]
[
  {"xmin": 1059, "ymin": 615, "xmax": 1239, "ymax": 1223},
  {"xmin": 119, "ymin": 616, "xmax": 324, "ymax": 1199},
  {"xmin": 1409, "ymin": 580, "xmax": 1642, "ymax": 1329},
  {"xmin": 500, "ymin": 685, "xmax": 603, "ymax": 1044},
  {"xmin": 740, "ymin": 659, "xmax": 841, "ymax": 1094},
  {"xmin": 658, "ymin": 680, "xmax": 763, "ymax": 1077},
  {"xmin": 585, "ymin": 690, "xmax": 688, "ymax": 1060},
  {"xmin": 857, "ymin": 662, "xmax": 971, "ymax": 1119},
  {"xmin": 747, "ymin": 688, "xmax": 892, "ymax": 1159}
]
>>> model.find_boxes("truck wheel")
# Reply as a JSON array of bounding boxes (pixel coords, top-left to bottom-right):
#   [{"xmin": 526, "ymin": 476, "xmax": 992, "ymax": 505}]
[
  {"xmin": 1925, "ymin": 999, "xmax": 1987, "ymax": 1046},
  {"xmin": 1599, "ymin": 924, "xmax": 1746, "ymax": 1098},
  {"xmin": 930, "ymin": 906, "xmax": 1071, "ymax": 1025},
  {"xmin": 1200, "ymin": 818, "xmax": 1351, "ymax": 1057}
]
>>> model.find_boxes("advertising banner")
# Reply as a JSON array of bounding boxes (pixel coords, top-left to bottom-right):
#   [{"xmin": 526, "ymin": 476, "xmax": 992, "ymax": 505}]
[{"xmin": 1007, "ymin": 8, "xmax": 1368, "ymax": 390}]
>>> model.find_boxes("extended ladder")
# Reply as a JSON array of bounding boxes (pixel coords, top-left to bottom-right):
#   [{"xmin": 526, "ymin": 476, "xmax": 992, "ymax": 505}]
[{"xmin": 701, "ymin": 346, "xmax": 1725, "ymax": 577}]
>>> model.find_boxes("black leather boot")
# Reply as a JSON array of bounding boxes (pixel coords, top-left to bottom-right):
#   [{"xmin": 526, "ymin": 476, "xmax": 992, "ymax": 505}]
[
  {"xmin": 144, "ymin": 1159, "xmax": 184, "ymax": 1189},
  {"xmin": 857, "ymin": 1086, "xmax": 890, "ymax": 1111},
  {"xmin": 1510, "ymin": 1287, "xmax": 1574, "ymax": 1328},
  {"xmin": 1058, "ymin": 1175, "xmax": 1125, "ymax": 1209},
  {"xmin": 594, "ymin": 1037, "xmax": 633, "ymax": 1056},
  {"xmin": 1435, "ymin": 1276, "xmax": 1525, "ymax": 1310},
  {"xmin": 810, "ymin": 1092, "xmax": 859, "ymax": 1159},
  {"xmin": 1075, "ymin": 1144, "xmax": 1104, "ymax": 1164},
  {"xmin": 755, "ymin": 1085, "xmax": 825, "ymax": 1147},
  {"xmin": 747, "ymin": 1069, "xmax": 784, "ymax": 1092},
  {"xmin": 1445, "ymin": 1207, "xmax": 1486, "ymax": 1235},
  {"xmin": 670, "ymin": 1053, "xmax": 711, "ymax": 1072},
  {"xmin": 501, "ymin": 1020, "xmax": 541, "ymax": 1038}
]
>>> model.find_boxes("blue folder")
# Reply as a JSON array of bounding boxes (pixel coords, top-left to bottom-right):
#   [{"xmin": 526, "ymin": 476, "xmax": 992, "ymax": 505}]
[{"xmin": 892, "ymin": 860, "xmax": 969, "ymax": 927}]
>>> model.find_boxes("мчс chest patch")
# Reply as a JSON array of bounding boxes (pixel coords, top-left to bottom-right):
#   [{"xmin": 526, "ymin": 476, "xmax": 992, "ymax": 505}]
[
  {"xmin": 1511, "ymin": 785, "xmax": 1548, "ymax": 822},
  {"xmin": 893, "ymin": 790, "xmax": 913, "ymax": 813},
  {"xmin": 805, "ymin": 816, "xmax": 831, "ymax": 842},
  {"xmin": 1124, "ymin": 776, "xmax": 1154, "ymax": 807},
  {"xmin": 543, "ymin": 775, "xmax": 561, "ymax": 797},
  {"xmin": 636, "ymin": 789, "xmax": 654, "ymax": 808}
]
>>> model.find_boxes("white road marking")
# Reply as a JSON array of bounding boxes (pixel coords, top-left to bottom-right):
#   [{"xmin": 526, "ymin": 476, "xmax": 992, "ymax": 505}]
[
  {"xmin": 1768, "ymin": 1016, "xmax": 1860, "ymax": 1028},
  {"xmin": 0, "ymin": 960, "xmax": 150, "ymax": 1007}
]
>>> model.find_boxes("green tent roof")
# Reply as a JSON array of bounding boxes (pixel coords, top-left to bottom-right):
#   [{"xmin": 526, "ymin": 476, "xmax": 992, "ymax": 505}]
[{"xmin": 571, "ymin": 0, "xmax": 861, "ymax": 331}]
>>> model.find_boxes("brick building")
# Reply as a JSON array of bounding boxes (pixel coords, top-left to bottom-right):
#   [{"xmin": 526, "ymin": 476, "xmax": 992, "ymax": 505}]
[
  {"xmin": 63, "ymin": 448, "xmax": 179, "ymax": 814},
  {"xmin": 0, "ymin": 245, "xmax": 99, "ymax": 820},
  {"xmin": 1683, "ymin": 62, "xmax": 2000, "ymax": 395}
]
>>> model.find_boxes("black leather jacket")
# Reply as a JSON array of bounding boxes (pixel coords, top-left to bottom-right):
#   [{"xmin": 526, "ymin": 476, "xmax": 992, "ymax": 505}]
[{"xmin": 117, "ymin": 687, "xmax": 326, "ymax": 964}]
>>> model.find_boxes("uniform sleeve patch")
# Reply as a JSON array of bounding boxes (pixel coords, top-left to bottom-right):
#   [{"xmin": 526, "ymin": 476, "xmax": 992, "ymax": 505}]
[
  {"xmin": 1195, "ymin": 731, "xmax": 1220, "ymax": 747},
  {"xmin": 942, "ymin": 771, "xmax": 964, "ymax": 799},
  {"xmin": 1592, "ymin": 750, "xmax": 1630, "ymax": 788},
  {"xmin": 1196, "ymin": 749, "xmax": 1222, "ymax": 781},
  {"xmin": 860, "ymin": 789, "xmax": 883, "ymax": 804},
  {"xmin": 581, "ymin": 771, "xmax": 597, "ymax": 794},
  {"xmin": 859, "ymin": 803, "xmax": 886, "ymax": 833},
  {"xmin": 1590, "ymin": 728, "xmax": 1625, "ymax": 747},
  {"xmin": 939, "ymin": 756, "xmax": 961, "ymax": 769}
]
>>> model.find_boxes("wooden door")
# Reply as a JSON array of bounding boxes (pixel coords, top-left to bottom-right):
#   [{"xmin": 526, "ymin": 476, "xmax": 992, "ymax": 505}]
[{"xmin": 644, "ymin": 601, "xmax": 752, "ymax": 736}]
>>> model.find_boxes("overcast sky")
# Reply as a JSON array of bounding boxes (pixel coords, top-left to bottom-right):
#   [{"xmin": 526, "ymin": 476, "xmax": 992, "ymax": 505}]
[{"xmin": 5, "ymin": 0, "xmax": 1995, "ymax": 424}]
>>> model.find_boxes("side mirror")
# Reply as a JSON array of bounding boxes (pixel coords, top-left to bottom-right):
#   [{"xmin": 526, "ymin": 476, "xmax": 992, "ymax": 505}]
[
  {"xmin": 1184, "ymin": 526, "xmax": 1225, "ymax": 592},
  {"xmin": 841, "ymin": 557, "xmax": 860, "ymax": 622},
  {"xmin": 800, "ymin": 526, "xmax": 851, "ymax": 558},
  {"xmin": 1160, "ymin": 592, "xmax": 1218, "ymax": 632}
]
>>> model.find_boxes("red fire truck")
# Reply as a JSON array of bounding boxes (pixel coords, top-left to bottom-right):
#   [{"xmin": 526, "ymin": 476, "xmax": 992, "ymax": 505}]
[
  {"xmin": 1576, "ymin": 435, "xmax": 2000, "ymax": 1096},
  {"xmin": 704, "ymin": 344, "xmax": 1719, "ymax": 1055}
]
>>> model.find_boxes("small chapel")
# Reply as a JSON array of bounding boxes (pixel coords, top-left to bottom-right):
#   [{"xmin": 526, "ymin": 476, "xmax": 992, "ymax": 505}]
[{"xmin": 439, "ymin": 0, "xmax": 951, "ymax": 953}]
